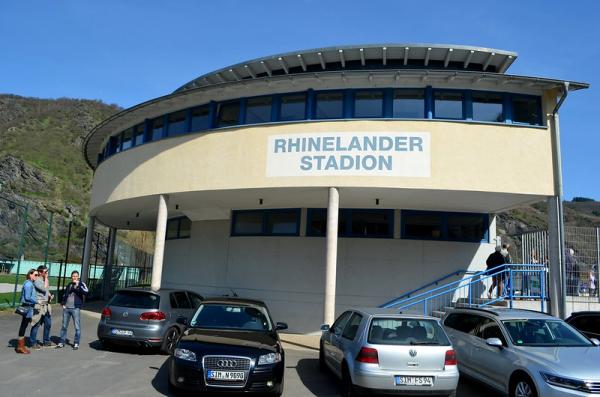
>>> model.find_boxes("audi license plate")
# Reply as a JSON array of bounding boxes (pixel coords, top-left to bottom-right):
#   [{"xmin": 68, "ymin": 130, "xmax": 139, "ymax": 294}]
[
  {"xmin": 395, "ymin": 376, "xmax": 433, "ymax": 386},
  {"xmin": 207, "ymin": 370, "xmax": 245, "ymax": 381},
  {"xmin": 110, "ymin": 329, "xmax": 133, "ymax": 336}
]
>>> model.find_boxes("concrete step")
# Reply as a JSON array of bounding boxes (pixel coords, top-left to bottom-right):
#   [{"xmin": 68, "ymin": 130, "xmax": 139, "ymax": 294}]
[{"xmin": 455, "ymin": 297, "xmax": 507, "ymax": 307}]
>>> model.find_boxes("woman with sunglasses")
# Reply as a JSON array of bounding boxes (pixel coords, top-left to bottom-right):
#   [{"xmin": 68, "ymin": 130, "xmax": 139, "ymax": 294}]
[{"xmin": 16, "ymin": 269, "xmax": 39, "ymax": 354}]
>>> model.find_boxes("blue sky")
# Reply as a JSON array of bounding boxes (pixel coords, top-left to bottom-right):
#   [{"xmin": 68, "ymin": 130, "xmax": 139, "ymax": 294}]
[{"xmin": 1, "ymin": 0, "xmax": 598, "ymax": 200}]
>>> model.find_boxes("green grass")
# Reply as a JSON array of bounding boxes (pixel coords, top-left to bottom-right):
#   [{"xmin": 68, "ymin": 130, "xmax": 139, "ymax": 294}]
[
  {"xmin": 0, "ymin": 292, "xmax": 17, "ymax": 308},
  {"xmin": 0, "ymin": 274, "xmax": 59, "ymax": 285}
]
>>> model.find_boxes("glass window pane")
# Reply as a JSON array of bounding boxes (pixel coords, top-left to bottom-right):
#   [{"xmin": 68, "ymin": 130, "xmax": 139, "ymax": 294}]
[
  {"xmin": 403, "ymin": 212, "xmax": 443, "ymax": 239},
  {"xmin": 393, "ymin": 89, "xmax": 425, "ymax": 118},
  {"xmin": 168, "ymin": 110, "xmax": 187, "ymax": 136},
  {"xmin": 512, "ymin": 96, "xmax": 540, "ymax": 125},
  {"xmin": 473, "ymin": 92, "xmax": 504, "ymax": 122},
  {"xmin": 447, "ymin": 214, "xmax": 487, "ymax": 242},
  {"xmin": 342, "ymin": 313, "xmax": 363, "ymax": 340},
  {"xmin": 350, "ymin": 210, "xmax": 392, "ymax": 237},
  {"xmin": 233, "ymin": 211, "xmax": 263, "ymax": 235},
  {"xmin": 121, "ymin": 129, "xmax": 133, "ymax": 151},
  {"xmin": 151, "ymin": 117, "xmax": 164, "ymax": 141},
  {"xmin": 109, "ymin": 136, "xmax": 119, "ymax": 155},
  {"xmin": 434, "ymin": 91, "xmax": 464, "ymax": 119},
  {"xmin": 134, "ymin": 124, "xmax": 145, "ymax": 146},
  {"xmin": 179, "ymin": 218, "xmax": 191, "ymax": 238},
  {"xmin": 246, "ymin": 96, "xmax": 272, "ymax": 124},
  {"xmin": 166, "ymin": 219, "xmax": 179, "ymax": 239},
  {"xmin": 315, "ymin": 92, "xmax": 344, "ymax": 119},
  {"xmin": 307, "ymin": 209, "xmax": 327, "ymax": 237},
  {"xmin": 280, "ymin": 94, "xmax": 306, "ymax": 121},
  {"xmin": 266, "ymin": 210, "xmax": 298, "ymax": 235},
  {"xmin": 114, "ymin": 135, "xmax": 122, "ymax": 153},
  {"xmin": 217, "ymin": 102, "xmax": 240, "ymax": 127},
  {"xmin": 354, "ymin": 91, "xmax": 383, "ymax": 118},
  {"xmin": 191, "ymin": 106, "xmax": 211, "ymax": 131}
]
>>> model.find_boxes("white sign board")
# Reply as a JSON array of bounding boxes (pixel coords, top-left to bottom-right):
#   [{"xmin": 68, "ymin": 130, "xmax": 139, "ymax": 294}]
[{"xmin": 266, "ymin": 132, "xmax": 430, "ymax": 177}]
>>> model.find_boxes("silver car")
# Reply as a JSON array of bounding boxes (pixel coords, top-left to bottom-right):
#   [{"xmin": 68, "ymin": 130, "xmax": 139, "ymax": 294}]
[
  {"xmin": 320, "ymin": 308, "xmax": 459, "ymax": 397},
  {"xmin": 97, "ymin": 287, "xmax": 203, "ymax": 353},
  {"xmin": 443, "ymin": 307, "xmax": 600, "ymax": 397}
]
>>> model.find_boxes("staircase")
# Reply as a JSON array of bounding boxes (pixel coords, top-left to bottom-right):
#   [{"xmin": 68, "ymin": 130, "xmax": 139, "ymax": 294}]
[{"xmin": 380, "ymin": 264, "xmax": 547, "ymax": 317}]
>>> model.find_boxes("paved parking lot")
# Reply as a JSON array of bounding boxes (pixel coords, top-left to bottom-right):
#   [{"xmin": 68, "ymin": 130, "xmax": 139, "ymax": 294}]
[{"xmin": 0, "ymin": 306, "xmax": 500, "ymax": 397}]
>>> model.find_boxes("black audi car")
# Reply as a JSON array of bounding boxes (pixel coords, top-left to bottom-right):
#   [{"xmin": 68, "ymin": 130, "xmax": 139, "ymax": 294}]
[{"xmin": 168, "ymin": 297, "xmax": 287, "ymax": 395}]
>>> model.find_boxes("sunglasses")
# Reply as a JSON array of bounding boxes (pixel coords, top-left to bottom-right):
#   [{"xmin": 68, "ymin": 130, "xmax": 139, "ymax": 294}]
[{"xmin": 33, "ymin": 273, "xmax": 39, "ymax": 277}]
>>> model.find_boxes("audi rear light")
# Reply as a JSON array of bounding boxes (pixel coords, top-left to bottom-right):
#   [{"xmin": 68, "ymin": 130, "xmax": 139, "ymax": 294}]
[
  {"xmin": 444, "ymin": 349, "xmax": 457, "ymax": 367},
  {"xmin": 356, "ymin": 347, "xmax": 379, "ymax": 364},
  {"xmin": 140, "ymin": 311, "xmax": 166, "ymax": 321},
  {"xmin": 101, "ymin": 307, "xmax": 112, "ymax": 319}
]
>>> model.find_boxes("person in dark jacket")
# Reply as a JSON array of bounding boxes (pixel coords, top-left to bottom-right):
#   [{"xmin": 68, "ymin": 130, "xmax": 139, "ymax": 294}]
[
  {"xmin": 16, "ymin": 269, "xmax": 39, "ymax": 354},
  {"xmin": 486, "ymin": 246, "xmax": 507, "ymax": 299},
  {"xmin": 56, "ymin": 270, "xmax": 88, "ymax": 350}
]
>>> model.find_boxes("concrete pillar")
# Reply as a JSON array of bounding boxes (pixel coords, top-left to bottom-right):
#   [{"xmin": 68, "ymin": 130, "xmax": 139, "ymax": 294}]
[
  {"xmin": 548, "ymin": 196, "xmax": 565, "ymax": 318},
  {"xmin": 323, "ymin": 187, "xmax": 339, "ymax": 326},
  {"xmin": 102, "ymin": 227, "xmax": 117, "ymax": 300},
  {"xmin": 81, "ymin": 216, "xmax": 95, "ymax": 283},
  {"xmin": 151, "ymin": 195, "xmax": 169, "ymax": 291}
]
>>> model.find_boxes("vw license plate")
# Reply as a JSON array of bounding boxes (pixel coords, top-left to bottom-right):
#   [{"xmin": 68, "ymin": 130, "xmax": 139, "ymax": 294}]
[
  {"xmin": 207, "ymin": 370, "xmax": 245, "ymax": 381},
  {"xmin": 395, "ymin": 376, "xmax": 433, "ymax": 386},
  {"xmin": 110, "ymin": 329, "xmax": 133, "ymax": 336}
]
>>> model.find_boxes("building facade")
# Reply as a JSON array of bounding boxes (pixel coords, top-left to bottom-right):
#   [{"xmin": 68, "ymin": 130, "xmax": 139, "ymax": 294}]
[{"xmin": 83, "ymin": 44, "xmax": 588, "ymax": 332}]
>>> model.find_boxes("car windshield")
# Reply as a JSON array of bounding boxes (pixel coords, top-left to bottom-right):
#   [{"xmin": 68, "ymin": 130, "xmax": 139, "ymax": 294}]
[
  {"xmin": 190, "ymin": 303, "xmax": 272, "ymax": 331},
  {"xmin": 109, "ymin": 291, "xmax": 160, "ymax": 309},
  {"xmin": 368, "ymin": 318, "xmax": 450, "ymax": 346},
  {"xmin": 502, "ymin": 319, "xmax": 592, "ymax": 347}
]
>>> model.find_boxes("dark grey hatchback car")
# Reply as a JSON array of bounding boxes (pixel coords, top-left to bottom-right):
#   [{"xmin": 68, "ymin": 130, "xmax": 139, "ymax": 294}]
[{"xmin": 97, "ymin": 287, "xmax": 203, "ymax": 353}]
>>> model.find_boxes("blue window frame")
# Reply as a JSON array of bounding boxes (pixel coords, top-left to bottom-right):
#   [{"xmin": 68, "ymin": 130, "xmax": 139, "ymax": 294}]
[
  {"xmin": 401, "ymin": 210, "xmax": 488, "ymax": 243},
  {"xmin": 231, "ymin": 209, "xmax": 300, "ymax": 236},
  {"xmin": 166, "ymin": 217, "xmax": 191, "ymax": 240},
  {"xmin": 306, "ymin": 208, "xmax": 394, "ymax": 238},
  {"xmin": 97, "ymin": 87, "xmax": 544, "ymax": 165}
]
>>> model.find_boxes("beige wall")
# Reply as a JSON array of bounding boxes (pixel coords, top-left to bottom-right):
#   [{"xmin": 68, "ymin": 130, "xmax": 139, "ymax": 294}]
[
  {"xmin": 161, "ymin": 219, "xmax": 495, "ymax": 333},
  {"xmin": 90, "ymin": 120, "xmax": 554, "ymax": 212}
]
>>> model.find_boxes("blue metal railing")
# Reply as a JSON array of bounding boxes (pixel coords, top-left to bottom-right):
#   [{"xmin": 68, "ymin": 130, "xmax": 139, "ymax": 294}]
[
  {"xmin": 380, "ymin": 268, "xmax": 469, "ymax": 308},
  {"xmin": 381, "ymin": 264, "xmax": 547, "ymax": 316}
]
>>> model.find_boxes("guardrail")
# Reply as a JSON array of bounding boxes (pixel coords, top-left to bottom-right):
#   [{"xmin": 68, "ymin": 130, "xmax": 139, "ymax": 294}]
[{"xmin": 380, "ymin": 264, "xmax": 547, "ymax": 316}]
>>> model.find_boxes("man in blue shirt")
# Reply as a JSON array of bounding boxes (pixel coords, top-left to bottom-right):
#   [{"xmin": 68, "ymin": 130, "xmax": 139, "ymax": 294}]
[{"xmin": 56, "ymin": 271, "xmax": 88, "ymax": 350}]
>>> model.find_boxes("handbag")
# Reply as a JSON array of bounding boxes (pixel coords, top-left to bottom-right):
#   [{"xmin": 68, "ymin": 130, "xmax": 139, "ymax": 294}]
[{"xmin": 14, "ymin": 305, "xmax": 29, "ymax": 316}]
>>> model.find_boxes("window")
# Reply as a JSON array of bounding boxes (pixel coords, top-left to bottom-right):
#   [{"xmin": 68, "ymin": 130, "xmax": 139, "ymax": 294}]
[
  {"xmin": 369, "ymin": 318, "xmax": 450, "ymax": 345},
  {"xmin": 166, "ymin": 217, "xmax": 192, "ymax": 240},
  {"xmin": 279, "ymin": 94, "xmax": 306, "ymax": 121},
  {"xmin": 108, "ymin": 136, "xmax": 119, "ymax": 155},
  {"xmin": 393, "ymin": 89, "xmax": 425, "ymax": 118},
  {"xmin": 306, "ymin": 209, "xmax": 393, "ymax": 238},
  {"xmin": 191, "ymin": 105, "xmax": 211, "ymax": 131},
  {"xmin": 109, "ymin": 291, "xmax": 160, "ymax": 309},
  {"xmin": 167, "ymin": 110, "xmax": 187, "ymax": 136},
  {"xmin": 171, "ymin": 291, "xmax": 192, "ymax": 309},
  {"xmin": 473, "ymin": 92, "xmax": 504, "ymax": 122},
  {"xmin": 402, "ymin": 210, "xmax": 488, "ymax": 242},
  {"xmin": 354, "ymin": 90, "xmax": 383, "ymax": 118},
  {"xmin": 315, "ymin": 91, "xmax": 344, "ymax": 119},
  {"xmin": 434, "ymin": 91, "xmax": 464, "ymax": 119},
  {"xmin": 477, "ymin": 318, "xmax": 507, "ymax": 345},
  {"xmin": 121, "ymin": 129, "xmax": 133, "ymax": 151},
  {"xmin": 512, "ymin": 96, "xmax": 541, "ymax": 125},
  {"xmin": 443, "ymin": 313, "xmax": 484, "ymax": 335},
  {"xmin": 216, "ymin": 101, "xmax": 240, "ymax": 127},
  {"xmin": 342, "ymin": 313, "xmax": 363, "ymax": 340},
  {"xmin": 133, "ymin": 123, "xmax": 145, "ymax": 146},
  {"xmin": 331, "ymin": 311, "xmax": 353, "ymax": 334},
  {"xmin": 231, "ymin": 209, "xmax": 300, "ymax": 236},
  {"xmin": 245, "ymin": 96, "xmax": 272, "ymax": 124},
  {"xmin": 150, "ymin": 117, "xmax": 164, "ymax": 141},
  {"xmin": 187, "ymin": 292, "xmax": 203, "ymax": 308}
]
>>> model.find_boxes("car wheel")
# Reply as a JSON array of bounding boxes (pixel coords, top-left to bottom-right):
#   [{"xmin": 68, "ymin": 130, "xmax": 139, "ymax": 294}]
[
  {"xmin": 341, "ymin": 367, "xmax": 357, "ymax": 397},
  {"xmin": 319, "ymin": 342, "xmax": 327, "ymax": 372},
  {"xmin": 161, "ymin": 327, "xmax": 180, "ymax": 355},
  {"xmin": 511, "ymin": 375, "xmax": 537, "ymax": 397}
]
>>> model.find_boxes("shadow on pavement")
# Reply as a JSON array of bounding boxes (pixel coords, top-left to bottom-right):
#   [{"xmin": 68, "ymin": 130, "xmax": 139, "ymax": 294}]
[
  {"xmin": 88, "ymin": 338, "xmax": 164, "ymax": 356},
  {"xmin": 151, "ymin": 356, "xmax": 171, "ymax": 396},
  {"xmin": 295, "ymin": 358, "xmax": 340, "ymax": 397}
]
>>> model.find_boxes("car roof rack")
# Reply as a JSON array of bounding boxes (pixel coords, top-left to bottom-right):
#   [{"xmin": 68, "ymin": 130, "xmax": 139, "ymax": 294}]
[{"xmin": 449, "ymin": 306, "xmax": 499, "ymax": 316}]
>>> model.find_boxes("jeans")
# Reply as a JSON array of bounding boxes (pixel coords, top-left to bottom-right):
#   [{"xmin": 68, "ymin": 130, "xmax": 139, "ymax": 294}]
[
  {"xmin": 30, "ymin": 311, "xmax": 52, "ymax": 345},
  {"xmin": 60, "ymin": 308, "xmax": 81, "ymax": 345}
]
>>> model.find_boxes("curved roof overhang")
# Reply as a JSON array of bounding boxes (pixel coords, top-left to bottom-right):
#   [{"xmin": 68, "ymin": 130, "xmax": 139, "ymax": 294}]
[
  {"xmin": 84, "ymin": 68, "xmax": 589, "ymax": 170},
  {"xmin": 173, "ymin": 44, "xmax": 519, "ymax": 93}
]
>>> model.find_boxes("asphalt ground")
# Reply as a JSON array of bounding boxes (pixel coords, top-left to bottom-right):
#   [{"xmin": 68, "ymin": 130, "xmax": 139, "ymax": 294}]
[{"xmin": 0, "ymin": 307, "xmax": 501, "ymax": 397}]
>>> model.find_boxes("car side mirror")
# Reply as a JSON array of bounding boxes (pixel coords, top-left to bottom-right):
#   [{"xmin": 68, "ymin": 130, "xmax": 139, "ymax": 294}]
[
  {"xmin": 486, "ymin": 337, "xmax": 503, "ymax": 348},
  {"xmin": 275, "ymin": 322, "xmax": 288, "ymax": 331},
  {"xmin": 590, "ymin": 338, "xmax": 600, "ymax": 346},
  {"xmin": 320, "ymin": 324, "xmax": 330, "ymax": 332},
  {"xmin": 176, "ymin": 316, "xmax": 188, "ymax": 327}
]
